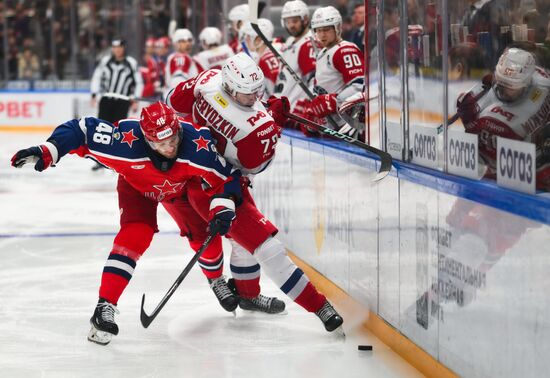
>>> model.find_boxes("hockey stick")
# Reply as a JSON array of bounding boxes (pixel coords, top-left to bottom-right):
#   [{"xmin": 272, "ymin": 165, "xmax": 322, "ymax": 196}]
[
  {"xmin": 248, "ymin": 1, "xmax": 343, "ymax": 132},
  {"xmin": 436, "ymin": 74, "xmax": 493, "ymax": 134},
  {"xmin": 284, "ymin": 110, "xmax": 392, "ymax": 181},
  {"xmin": 140, "ymin": 231, "xmax": 218, "ymax": 328}
]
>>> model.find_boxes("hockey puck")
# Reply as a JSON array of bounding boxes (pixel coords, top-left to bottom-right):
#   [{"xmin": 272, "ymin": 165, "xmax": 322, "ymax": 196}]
[{"xmin": 358, "ymin": 345, "xmax": 373, "ymax": 351}]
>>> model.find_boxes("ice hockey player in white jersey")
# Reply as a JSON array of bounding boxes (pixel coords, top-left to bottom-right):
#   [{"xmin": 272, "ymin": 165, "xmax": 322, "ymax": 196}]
[
  {"xmin": 456, "ymin": 47, "xmax": 550, "ymax": 191},
  {"xmin": 164, "ymin": 28, "xmax": 200, "ymax": 94},
  {"xmin": 239, "ymin": 19, "xmax": 280, "ymax": 97},
  {"xmin": 166, "ymin": 53, "xmax": 344, "ymax": 331},
  {"xmin": 274, "ymin": 1, "xmax": 316, "ymax": 112},
  {"xmin": 227, "ymin": 3, "xmax": 249, "ymax": 53},
  {"xmin": 303, "ymin": 6, "xmax": 366, "ymax": 138},
  {"xmin": 193, "ymin": 27, "xmax": 234, "ymax": 71}
]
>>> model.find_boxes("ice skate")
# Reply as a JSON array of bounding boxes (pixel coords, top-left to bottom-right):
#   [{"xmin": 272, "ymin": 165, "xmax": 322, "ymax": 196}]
[
  {"xmin": 208, "ymin": 275, "xmax": 239, "ymax": 312},
  {"xmin": 88, "ymin": 298, "xmax": 120, "ymax": 345},
  {"xmin": 239, "ymin": 294, "xmax": 286, "ymax": 314},
  {"xmin": 315, "ymin": 301, "xmax": 344, "ymax": 332},
  {"xmin": 227, "ymin": 278, "xmax": 286, "ymax": 314}
]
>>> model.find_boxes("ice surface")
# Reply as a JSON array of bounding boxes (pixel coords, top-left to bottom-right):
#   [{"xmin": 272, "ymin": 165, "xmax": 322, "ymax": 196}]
[{"xmin": 0, "ymin": 133, "xmax": 422, "ymax": 378}]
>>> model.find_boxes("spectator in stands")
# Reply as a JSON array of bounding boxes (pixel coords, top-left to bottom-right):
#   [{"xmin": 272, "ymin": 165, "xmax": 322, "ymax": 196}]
[
  {"xmin": 448, "ymin": 42, "xmax": 488, "ymax": 81},
  {"xmin": 460, "ymin": 0, "xmax": 510, "ymax": 64},
  {"xmin": 344, "ymin": 3, "xmax": 365, "ymax": 53},
  {"xmin": 18, "ymin": 48, "xmax": 40, "ymax": 80}
]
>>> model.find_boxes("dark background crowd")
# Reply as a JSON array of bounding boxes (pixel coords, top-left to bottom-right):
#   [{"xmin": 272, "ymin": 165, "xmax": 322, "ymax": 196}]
[{"xmin": 0, "ymin": 0, "xmax": 366, "ymax": 84}]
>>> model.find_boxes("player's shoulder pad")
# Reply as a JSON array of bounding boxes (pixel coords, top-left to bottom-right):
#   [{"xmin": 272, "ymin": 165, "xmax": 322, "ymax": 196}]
[{"xmin": 335, "ymin": 41, "xmax": 362, "ymax": 55}]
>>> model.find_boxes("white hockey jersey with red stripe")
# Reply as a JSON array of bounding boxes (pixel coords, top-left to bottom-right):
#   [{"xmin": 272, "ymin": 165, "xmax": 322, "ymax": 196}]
[
  {"xmin": 274, "ymin": 31, "xmax": 316, "ymax": 106},
  {"xmin": 463, "ymin": 68, "xmax": 550, "ymax": 188},
  {"xmin": 167, "ymin": 69, "xmax": 281, "ymax": 175},
  {"xmin": 314, "ymin": 40, "xmax": 364, "ymax": 94},
  {"xmin": 165, "ymin": 52, "xmax": 200, "ymax": 91},
  {"xmin": 257, "ymin": 49, "xmax": 280, "ymax": 97},
  {"xmin": 193, "ymin": 45, "xmax": 234, "ymax": 71}
]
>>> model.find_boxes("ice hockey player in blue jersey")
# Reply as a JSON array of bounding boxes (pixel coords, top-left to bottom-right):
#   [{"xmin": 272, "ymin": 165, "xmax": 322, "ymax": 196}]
[{"xmin": 11, "ymin": 101, "xmax": 242, "ymax": 345}]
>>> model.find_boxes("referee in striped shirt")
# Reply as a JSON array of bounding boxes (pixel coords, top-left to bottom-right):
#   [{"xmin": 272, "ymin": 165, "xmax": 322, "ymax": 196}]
[
  {"xmin": 90, "ymin": 38, "xmax": 143, "ymax": 125},
  {"xmin": 90, "ymin": 38, "xmax": 143, "ymax": 170}
]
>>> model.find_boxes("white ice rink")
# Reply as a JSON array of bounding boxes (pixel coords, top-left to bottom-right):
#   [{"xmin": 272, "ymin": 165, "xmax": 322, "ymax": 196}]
[{"xmin": 0, "ymin": 132, "xmax": 423, "ymax": 378}]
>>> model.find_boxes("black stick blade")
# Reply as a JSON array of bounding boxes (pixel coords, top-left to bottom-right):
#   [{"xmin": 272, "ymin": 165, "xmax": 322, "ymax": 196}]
[{"xmin": 140, "ymin": 293, "xmax": 154, "ymax": 328}]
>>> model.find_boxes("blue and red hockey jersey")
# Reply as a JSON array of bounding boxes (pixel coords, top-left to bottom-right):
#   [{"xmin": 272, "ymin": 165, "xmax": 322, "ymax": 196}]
[{"xmin": 47, "ymin": 116, "xmax": 241, "ymax": 202}]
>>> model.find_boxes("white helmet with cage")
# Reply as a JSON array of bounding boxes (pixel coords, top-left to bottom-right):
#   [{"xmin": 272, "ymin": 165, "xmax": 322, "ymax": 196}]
[
  {"xmin": 172, "ymin": 28, "xmax": 194, "ymax": 44},
  {"xmin": 199, "ymin": 27, "xmax": 222, "ymax": 47},
  {"xmin": 281, "ymin": 1, "xmax": 309, "ymax": 26},
  {"xmin": 495, "ymin": 48, "xmax": 536, "ymax": 90},
  {"xmin": 222, "ymin": 52, "xmax": 265, "ymax": 96},
  {"xmin": 311, "ymin": 6, "xmax": 342, "ymax": 34},
  {"xmin": 239, "ymin": 18, "xmax": 274, "ymax": 42},
  {"xmin": 228, "ymin": 4, "xmax": 250, "ymax": 22}
]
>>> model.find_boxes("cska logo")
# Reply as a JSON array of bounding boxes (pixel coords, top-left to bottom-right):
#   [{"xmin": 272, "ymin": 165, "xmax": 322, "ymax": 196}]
[{"xmin": 156, "ymin": 117, "xmax": 165, "ymax": 126}]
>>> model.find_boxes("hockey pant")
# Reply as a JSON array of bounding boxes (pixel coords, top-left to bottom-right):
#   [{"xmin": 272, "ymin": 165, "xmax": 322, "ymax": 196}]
[
  {"xmin": 188, "ymin": 180, "xmax": 327, "ymax": 313},
  {"xmin": 98, "ymin": 176, "xmax": 223, "ymax": 305}
]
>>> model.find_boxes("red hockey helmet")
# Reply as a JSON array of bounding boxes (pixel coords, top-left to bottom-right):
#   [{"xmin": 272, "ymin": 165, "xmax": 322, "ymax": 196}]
[
  {"xmin": 140, "ymin": 102, "xmax": 180, "ymax": 143},
  {"xmin": 155, "ymin": 36, "xmax": 171, "ymax": 48}
]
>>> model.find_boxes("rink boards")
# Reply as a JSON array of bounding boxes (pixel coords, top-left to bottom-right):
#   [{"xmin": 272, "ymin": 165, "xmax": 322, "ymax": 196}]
[{"xmin": 254, "ymin": 130, "xmax": 550, "ymax": 378}]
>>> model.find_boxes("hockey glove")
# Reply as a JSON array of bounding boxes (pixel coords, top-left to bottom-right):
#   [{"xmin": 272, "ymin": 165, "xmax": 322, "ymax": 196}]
[
  {"xmin": 265, "ymin": 95, "xmax": 290, "ymax": 127},
  {"xmin": 11, "ymin": 142, "xmax": 57, "ymax": 172},
  {"xmin": 208, "ymin": 194, "xmax": 236, "ymax": 236},
  {"xmin": 456, "ymin": 92, "xmax": 480, "ymax": 125},
  {"xmin": 290, "ymin": 99, "xmax": 320, "ymax": 137},
  {"xmin": 309, "ymin": 93, "xmax": 338, "ymax": 118}
]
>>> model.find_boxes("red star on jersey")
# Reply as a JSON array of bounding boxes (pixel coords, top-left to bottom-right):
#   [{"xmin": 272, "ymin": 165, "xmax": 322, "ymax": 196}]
[
  {"xmin": 153, "ymin": 180, "xmax": 183, "ymax": 201},
  {"xmin": 121, "ymin": 129, "xmax": 139, "ymax": 147},
  {"xmin": 193, "ymin": 135, "xmax": 210, "ymax": 152}
]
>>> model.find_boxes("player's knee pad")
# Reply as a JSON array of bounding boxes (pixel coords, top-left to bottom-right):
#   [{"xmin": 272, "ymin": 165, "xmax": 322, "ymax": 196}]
[
  {"xmin": 253, "ymin": 237, "xmax": 310, "ymax": 299},
  {"xmin": 112, "ymin": 223, "xmax": 155, "ymax": 260},
  {"xmin": 230, "ymin": 240, "xmax": 260, "ymax": 281}
]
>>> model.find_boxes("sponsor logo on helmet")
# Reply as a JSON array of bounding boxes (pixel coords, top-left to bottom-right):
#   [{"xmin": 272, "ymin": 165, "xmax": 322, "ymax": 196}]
[
  {"xmin": 214, "ymin": 93, "xmax": 229, "ymax": 108},
  {"xmin": 530, "ymin": 88, "xmax": 542, "ymax": 102},
  {"xmin": 156, "ymin": 128, "xmax": 174, "ymax": 140},
  {"xmin": 131, "ymin": 165, "xmax": 146, "ymax": 169}
]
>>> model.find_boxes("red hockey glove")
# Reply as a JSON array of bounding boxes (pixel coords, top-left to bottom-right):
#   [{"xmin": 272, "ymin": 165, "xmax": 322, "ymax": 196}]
[
  {"xmin": 11, "ymin": 142, "xmax": 57, "ymax": 172},
  {"xmin": 265, "ymin": 95, "xmax": 290, "ymax": 127},
  {"xmin": 208, "ymin": 194, "xmax": 236, "ymax": 236},
  {"xmin": 309, "ymin": 93, "xmax": 338, "ymax": 118},
  {"xmin": 288, "ymin": 99, "xmax": 319, "ymax": 137},
  {"xmin": 456, "ymin": 92, "xmax": 480, "ymax": 125}
]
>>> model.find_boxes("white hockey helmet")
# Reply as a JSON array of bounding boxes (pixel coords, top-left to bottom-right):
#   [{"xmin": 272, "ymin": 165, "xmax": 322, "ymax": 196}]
[
  {"xmin": 222, "ymin": 52, "xmax": 265, "ymax": 96},
  {"xmin": 172, "ymin": 28, "xmax": 194, "ymax": 44},
  {"xmin": 311, "ymin": 6, "xmax": 342, "ymax": 33},
  {"xmin": 239, "ymin": 18, "xmax": 274, "ymax": 42},
  {"xmin": 228, "ymin": 4, "xmax": 250, "ymax": 22},
  {"xmin": 281, "ymin": 1, "xmax": 309, "ymax": 27},
  {"xmin": 495, "ymin": 48, "xmax": 536, "ymax": 90},
  {"xmin": 199, "ymin": 27, "xmax": 223, "ymax": 47}
]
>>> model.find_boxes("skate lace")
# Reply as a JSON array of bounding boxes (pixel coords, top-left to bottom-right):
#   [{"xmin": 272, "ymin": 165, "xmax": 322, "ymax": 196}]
[
  {"xmin": 210, "ymin": 276, "xmax": 233, "ymax": 300},
  {"xmin": 316, "ymin": 302, "xmax": 335, "ymax": 322},
  {"xmin": 99, "ymin": 302, "xmax": 119, "ymax": 323},
  {"xmin": 251, "ymin": 294, "xmax": 272, "ymax": 310}
]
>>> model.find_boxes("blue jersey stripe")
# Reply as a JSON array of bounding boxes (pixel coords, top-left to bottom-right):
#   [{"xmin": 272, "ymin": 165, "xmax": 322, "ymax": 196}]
[
  {"xmin": 229, "ymin": 263, "xmax": 261, "ymax": 274},
  {"xmin": 108, "ymin": 253, "xmax": 137, "ymax": 269},
  {"xmin": 280, "ymin": 268, "xmax": 304, "ymax": 294},
  {"xmin": 103, "ymin": 266, "xmax": 133, "ymax": 281}
]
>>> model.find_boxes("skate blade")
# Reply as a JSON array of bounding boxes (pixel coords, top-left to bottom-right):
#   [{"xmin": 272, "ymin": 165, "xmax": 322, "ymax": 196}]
[
  {"xmin": 87, "ymin": 325, "xmax": 113, "ymax": 345},
  {"xmin": 239, "ymin": 308, "xmax": 289, "ymax": 316},
  {"xmin": 332, "ymin": 326, "xmax": 346, "ymax": 340}
]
